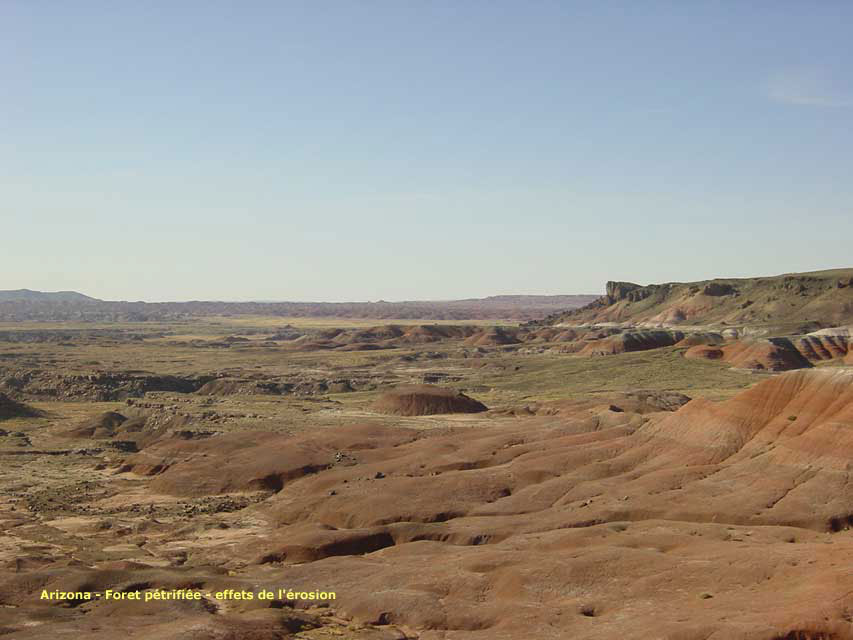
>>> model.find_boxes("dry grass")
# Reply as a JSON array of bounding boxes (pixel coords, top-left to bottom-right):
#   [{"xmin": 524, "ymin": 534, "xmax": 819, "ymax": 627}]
[
  {"xmin": 200, "ymin": 315, "xmax": 518, "ymax": 329},
  {"xmin": 0, "ymin": 317, "xmax": 765, "ymax": 430}
]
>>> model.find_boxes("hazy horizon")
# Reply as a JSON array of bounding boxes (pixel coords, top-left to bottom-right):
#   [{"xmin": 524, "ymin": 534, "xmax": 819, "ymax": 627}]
[
  {"xmin": 4, "ymin": 2, "xmax": 852, "ymax": 301},
  {"xmin": 0, "ymin": 286, "xmax": 600, "ymax": 304},
  {"xmin": 6, "ymin": 264, "xmax": 853, "ymax": 304}
]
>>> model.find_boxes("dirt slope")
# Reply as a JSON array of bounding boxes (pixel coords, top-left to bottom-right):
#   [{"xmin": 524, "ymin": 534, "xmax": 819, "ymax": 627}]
[
  {"xmin": 0, "ymin": 393, "xmax": 42, "ymax": 420},
  {"xmin": 76, "ymin": 368, "xmax": 853, "ymax": 639}
]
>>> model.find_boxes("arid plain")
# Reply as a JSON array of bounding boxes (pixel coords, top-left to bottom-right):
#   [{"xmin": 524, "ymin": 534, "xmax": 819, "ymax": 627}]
[{"xmin": 2, "ymin": 270, "xmax": 853, "ymax": 639}]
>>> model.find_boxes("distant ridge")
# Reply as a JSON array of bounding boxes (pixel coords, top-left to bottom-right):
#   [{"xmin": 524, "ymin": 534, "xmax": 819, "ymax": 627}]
[
  {"xmin": 0, "ymin": 292, "xmax": 596, "ymax": 322},
  {"xmin": 0, "ymin": 289, "xmax": 99, "ymax": 302},
  {"xmin": 537, "ymin": 268, "xmax": 853, "ymax": 330}
]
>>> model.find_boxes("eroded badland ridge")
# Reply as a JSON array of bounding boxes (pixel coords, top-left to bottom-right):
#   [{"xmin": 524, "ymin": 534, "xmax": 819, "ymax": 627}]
[{"xmin": 2, "ymin": 270, "xmax": 853, "ymax": 639}]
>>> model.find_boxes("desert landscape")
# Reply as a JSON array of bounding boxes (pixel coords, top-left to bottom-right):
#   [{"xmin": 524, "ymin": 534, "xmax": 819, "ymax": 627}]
[
  {"xmin": 6, "ymin": 2, "xmax": 853, "ymax": 638},
  {"xmin": 1, "ymin": 270, "xmax": 853, "ymax": 639}
]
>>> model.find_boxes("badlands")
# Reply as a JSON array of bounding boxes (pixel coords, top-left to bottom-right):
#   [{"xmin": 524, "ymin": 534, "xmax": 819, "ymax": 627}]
[{"xmin": 2, "ymin": 272, "xmax": 853, "ymax": 639}]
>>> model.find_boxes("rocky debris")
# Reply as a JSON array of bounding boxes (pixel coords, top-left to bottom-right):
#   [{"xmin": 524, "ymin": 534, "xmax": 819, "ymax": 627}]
[
  {"xmin": 0, "ymin": 369, "xmax": 213, "ymax": 401},
  {"xmin": 175, "ymin": 495, "xmax": 256, "ymax": 515},
  {"xmin": 398, "ymin": 351, "xmax": 447, "ymax": 362},
  {"xmin": 110, "ymin": 440, "xmax": 139, "ymax": 453},
  {"xmin": 196, "ymin": 375, "xmax": 370, "ymax": 397},
  {"xmin": 421, "ymin": 372, "xmax": 463, "ymax": 384},
  {"xmin": 22, "ymin": 479, "xmax": 108, "ymax": 515},
  {"xmin": 171, "ymin": 429, "xmax": 218, "ymax": 440},
  {"xmin": 333, "ymin": 451, "xmax": 359, "ymax": 466},
  {"xmin": 0, "ymin": 430, "xmax": 33, "ymax": 447},
  {"xmin": 327, "ymin": 380, "xmax": 354, "ymax": 393}
]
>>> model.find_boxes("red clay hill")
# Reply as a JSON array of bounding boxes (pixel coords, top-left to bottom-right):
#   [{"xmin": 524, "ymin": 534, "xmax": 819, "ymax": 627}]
[
  {"xmin": 371, "ymin": 385, "xmax": 488, "ymax": 416},
  {"xmin": 22, "ymin": 368, "xmax": 848, "ymax": 639}
]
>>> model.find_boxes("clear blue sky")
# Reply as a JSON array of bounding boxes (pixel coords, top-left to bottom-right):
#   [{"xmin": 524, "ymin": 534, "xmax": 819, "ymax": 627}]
[{"xmin": 3, "ymin": 1, "xmax": 852, "ymax": 302}]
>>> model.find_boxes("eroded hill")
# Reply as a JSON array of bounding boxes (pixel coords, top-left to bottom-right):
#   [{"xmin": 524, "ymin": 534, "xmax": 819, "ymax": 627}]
[
  {"xmin": 4, "ymin": 369, "xmax": 853, "ymax": 638},
  {"xmin": 2, "ymin": 305, "xmax": 853, "ymax": 638}
]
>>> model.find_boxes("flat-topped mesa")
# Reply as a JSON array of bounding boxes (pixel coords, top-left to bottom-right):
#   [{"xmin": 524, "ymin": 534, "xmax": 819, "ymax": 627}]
[
  {"xmin": 606, "ymin": 281, "xmax": 638, "ymax": 303},
  {"xmin": 604, "ymin": 281, "xmax": 663, "ymax": 304},
  {"xmin": 545, "ymin": 268, "xmax": 853, "ymax": 329}
]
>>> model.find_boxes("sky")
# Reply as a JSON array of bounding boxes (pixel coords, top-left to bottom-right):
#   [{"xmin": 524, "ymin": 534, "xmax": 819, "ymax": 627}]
[{"xmin": 2, "ymin": 1, "xmax": 852, "ymax": 302}]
